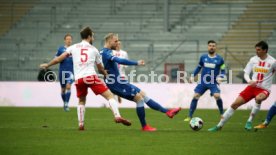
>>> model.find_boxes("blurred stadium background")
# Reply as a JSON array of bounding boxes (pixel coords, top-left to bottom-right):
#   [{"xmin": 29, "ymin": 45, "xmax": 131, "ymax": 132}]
[
  {"xmin": 1, "ymin": 1, "xmax": 276, "ymax": 154},
  {"xmin": 0, "ymin": 0, "xmax": 276, "ymax": 83}
]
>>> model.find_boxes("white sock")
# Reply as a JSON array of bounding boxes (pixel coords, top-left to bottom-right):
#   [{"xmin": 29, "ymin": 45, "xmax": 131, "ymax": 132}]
[
  {"xmin": 108, "ymin": 98, "xmax": 121, "ymax": 117},
  {"xmin": 247, "ymin": 103, "xmax": 261, "ymax": 122},
  {"xmin": 217, "ymin": 107, "xmax": 235, "ymax": 127},
  {"xmin": 77, "ymin": 104, "xmax": 85, "ymax": 126}
]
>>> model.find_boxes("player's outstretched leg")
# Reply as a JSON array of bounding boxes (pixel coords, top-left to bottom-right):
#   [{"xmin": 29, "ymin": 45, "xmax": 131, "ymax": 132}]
[
  {"xmin": 245, "ymin": 103, "xmax": 261, "ymax": 130},
  {"xmin": 254, "ymin": 102, "xmax": 276, "ymax": 129},
  {"xmin": 208, "ymin": 107, "xmax": 235, "ymax": 132},
  {"xmin": 100, "ymin": 90, "xmax": 131, "ymax": 126},
  {"xmin": 136, "ymin": 100, "xmax": 156, "ymax": 132},
  {"xmin": 108, "ymin": 98, "xmax": 131, "ymax": 126},
  {"xmin": 246, "ymin": 92, "xmax": 268, "ymax": 130},
  {"xmin": 208, "ymin": 96, "xmax": 246, "ymax": 132},
  {"xmin": 143, "ymin": 96, "xmax": 181, "ymax": 119}
]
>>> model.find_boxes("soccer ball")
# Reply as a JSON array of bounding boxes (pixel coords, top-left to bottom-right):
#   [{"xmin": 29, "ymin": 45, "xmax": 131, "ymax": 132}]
[{"xmin": 189, "ymin": 117, "xmax": 204, "ymax": 131}]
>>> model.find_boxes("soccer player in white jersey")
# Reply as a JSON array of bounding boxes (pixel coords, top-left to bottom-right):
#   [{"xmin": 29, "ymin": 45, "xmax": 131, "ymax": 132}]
[
  {"xmin": 40, "ymin": 27, "xmax": 131, "ymax": 130},
  {"xmin": 112, "ymin": 40, "xmax": 128, "ymax": 103},
  {"xmin": 113, "ymin": 40, "xmax": 128, "ymax": 78},
  {"xmin": 208, "ymin": 41, "xmax": 276, "ymax": 132}
]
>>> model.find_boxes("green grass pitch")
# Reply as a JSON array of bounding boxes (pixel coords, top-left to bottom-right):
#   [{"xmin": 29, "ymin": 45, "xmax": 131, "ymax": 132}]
[{"xmin": 0, "ymin": 107, "xmax": 275, "ymax": 155}]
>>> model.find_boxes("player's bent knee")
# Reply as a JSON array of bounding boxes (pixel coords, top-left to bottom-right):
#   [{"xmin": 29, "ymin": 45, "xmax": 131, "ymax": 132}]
[
  {"xmin": 213, "ymin": 94, "xmax": 221, "ymax": 100},
  {"xmin": 139, "ymin": 91, "xmax": 146, "ymax": 98},
  {"xmin": 66, "ymin": 84, "xmax": 71, "ymax": 90},
  {"xmin": 255, "ymin": 94, "xmax": 267, "ymax": 103},
  {"xmin": 101, "ymin": 90, "xmax": 114, "ymax": 100},
  {"xmin": 193, "ymin": 93, "xmax": 201, "ymax": 99},
  {"xmin": 134, "ymin": 93, "xmax": 143, "ymax": 102},
  {"xmin": 79, "ymin": 97, "xmax": 86, "ymax": 105}
]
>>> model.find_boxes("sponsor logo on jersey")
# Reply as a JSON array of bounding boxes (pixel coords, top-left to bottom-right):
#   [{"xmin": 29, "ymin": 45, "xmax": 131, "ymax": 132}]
[
  {"xmin": 204, "ymin": 62, "xmax": 216, "ymax": 68},
  {"xmin": 254, "ymin": 67, "xmax": 269, "ymax": 73}
]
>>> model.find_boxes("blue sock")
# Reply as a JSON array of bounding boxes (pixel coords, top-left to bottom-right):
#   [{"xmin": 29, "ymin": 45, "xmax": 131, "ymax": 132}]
[
  {"xmin": 136, "ymin": 100, "xmax": 147, "ymax": 127},
  {"xmin": 65, "ymin": 90, "xmax": 71, "ymax": 103},
  {"xmin": 189, "ymin": 98, "xmax": 198, "ymax": 117},
  {"xmin": 61, "ymin": 93, "xmax": 66, "ymax": 103},
  {"xmin": 266, "ymin": 104, "xmax": 276, "ymax": 124},
  {"xmin": 216, "ymin": 98, "xmax": 224, "ymax": 115},
  {"xmin": 144, "ymin": 96, "xmax": 168, "ymax": 113}
]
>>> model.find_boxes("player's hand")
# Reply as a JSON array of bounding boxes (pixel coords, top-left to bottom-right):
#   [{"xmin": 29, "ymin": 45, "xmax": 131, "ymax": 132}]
[
  {"xmin": 137, "ymin": 60, "xmax": 145, "ymax": 66},
  {"xmin": 40, "ymin": 63, "xmax": 49, "ymax": 69},
  {"xmin": 248, "ymin": 80, "xmax": 257, "ymax": 87}
]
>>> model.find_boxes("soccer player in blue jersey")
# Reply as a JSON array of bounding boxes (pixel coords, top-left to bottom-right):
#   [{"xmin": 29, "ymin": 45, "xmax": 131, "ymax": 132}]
[
  {"xmin": 184, "ymin": 40, "xmax": 226, "ymax": 122},
  {"xmin": 55, "ymin": 34, "xmax": 74, "ymax": 112},
  {"xmin": 254, "ymin": 101, "xmax": 276, "ymax": 129},
  {"xmin": 100, "ymin": 33, "xmax": 181, "ymax": 132}
]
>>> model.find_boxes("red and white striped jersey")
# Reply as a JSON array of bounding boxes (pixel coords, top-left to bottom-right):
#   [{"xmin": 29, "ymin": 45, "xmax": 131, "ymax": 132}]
[{"xmin": 244, "ymin": 54, "xmax": 276, "ymax": 92}]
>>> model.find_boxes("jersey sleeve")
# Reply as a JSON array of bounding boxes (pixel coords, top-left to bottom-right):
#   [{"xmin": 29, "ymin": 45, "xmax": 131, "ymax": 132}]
[
  {"xmin": 198, "ymin": 55, "xmax": 204, "ymax": 67},
  {"xmin": 243, "ymin": 57, "xmax": 254, "ymax": 74},
  {"xmin": 112, "ymin": 57, "xmax": 138, "ymax": 65},
  {"xmin": 103, "ymin": 50, "xmax": 114, "ymax": 61},
  {"xmin": 55, "ymin": 47, "xmax": 62, "ymax": 57},
  {"xmin": 192, "ymin": 55, "xmax": 203, "ymax": 76}
]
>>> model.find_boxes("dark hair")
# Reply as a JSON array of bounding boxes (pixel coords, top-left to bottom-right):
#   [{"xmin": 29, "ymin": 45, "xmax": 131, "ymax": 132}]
[
  {"xmin": 255, "ymin": 41, "xmax": 268, "ymax": 51},
  {"xmin": 208, "ymin": 40, "xmax": 216, "ymax": 44},
  {"xmin": 64, "ymin": 33, "xmax": 72, "ymax": 40},
  {"xmin": 80, "ymin": 27, "xmax": 93, "ymax": 39}
]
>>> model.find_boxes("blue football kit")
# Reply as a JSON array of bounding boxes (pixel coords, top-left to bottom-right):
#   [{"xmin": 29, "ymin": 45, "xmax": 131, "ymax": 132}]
[
  {"xmin": 55, "ymin": 46, "xmax": 74, "ymax": 87},
  {"xmin": 193, "ymin": 53, "xmax": 225, "ymax": 95}
]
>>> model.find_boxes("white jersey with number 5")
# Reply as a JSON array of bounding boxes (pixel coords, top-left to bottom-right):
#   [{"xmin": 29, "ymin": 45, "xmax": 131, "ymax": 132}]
[
  {"xmin": 243, "ymin": 54, "xmax": 276, "ymax": 92},
  {"xmin": 113, "ymin": 49, "xmax": 128, "ymax": 78},
  {"xmin": 66, "ymin": 40, "xmax": 101, "ymax": 80}
]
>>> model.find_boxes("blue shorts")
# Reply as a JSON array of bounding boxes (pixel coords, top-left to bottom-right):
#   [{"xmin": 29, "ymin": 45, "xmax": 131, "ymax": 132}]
[
  {"xmin": 194, "ymin": 83, "xmax": 220, "ymax": 96},
  {"xmin": 59, "ymin": 71, "xmax": 74, "ymax": 88},
  {"xmin": 106, "ymin": 82, "xmax": 141, "ymax": 101}
]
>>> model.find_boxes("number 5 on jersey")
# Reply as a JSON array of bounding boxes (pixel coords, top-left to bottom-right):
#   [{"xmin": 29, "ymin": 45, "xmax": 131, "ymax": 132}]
[{"xmin": 81, "ymin": 49, "xmax": 88, "ymax": 62}]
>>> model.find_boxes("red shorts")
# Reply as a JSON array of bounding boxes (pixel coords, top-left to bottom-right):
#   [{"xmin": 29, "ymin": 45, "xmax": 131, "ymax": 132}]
[
  {"xmin": 75, "ymin": 75, "xmax": 108, "ymax": 98},
  {"xmin": 239, "ymin": 86, "xmax": 270, "ymax": 102}
]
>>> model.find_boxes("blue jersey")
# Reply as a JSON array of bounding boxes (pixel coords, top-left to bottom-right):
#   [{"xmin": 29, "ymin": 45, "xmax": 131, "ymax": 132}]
[
  {"xmin": 193, "ymin": 53, "xmax": 225, "ymax": 85},
  {"xmin": 100, "ymin": 48, "xmax": 121, "ymax": 80},
  {"xmin": 100, "ymin": 48, "xmax": 137, "ymax": 82},
  {"xmin": 100, "ymin": 47, "xmax": 140, "ymax": 100},
  {"xmin": 55, "ymin": 46, "xmax": 74, "ymax": 74}
]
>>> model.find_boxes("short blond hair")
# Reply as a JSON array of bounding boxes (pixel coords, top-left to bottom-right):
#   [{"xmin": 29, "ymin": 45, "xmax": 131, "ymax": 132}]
[{"xmin": 104, "ymin": 33, "xmax": 118, "ymax": 43}]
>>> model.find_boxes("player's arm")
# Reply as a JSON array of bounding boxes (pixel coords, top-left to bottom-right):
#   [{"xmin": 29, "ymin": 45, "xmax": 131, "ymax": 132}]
[
  {"xmin": 40, "ymin": 52, "xmax": 68, "ymax": 69},
  {"xmin": 112, "ymin": 57, "xmax": 145, "ymax": 66},
  {"xmin": 96, "ymin": 50, "xmax": 108, "ymax": 77},
  {"xmin": 96, "ymin": 63, "xmax": 108, "ymax": 77},
  {"xmin": 189, "ymin": 57, "xmax": 203, "ymax": 83},
  {"xmin": 243, "ymin": 58, "xmax": 256, "ymax": 87}
]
